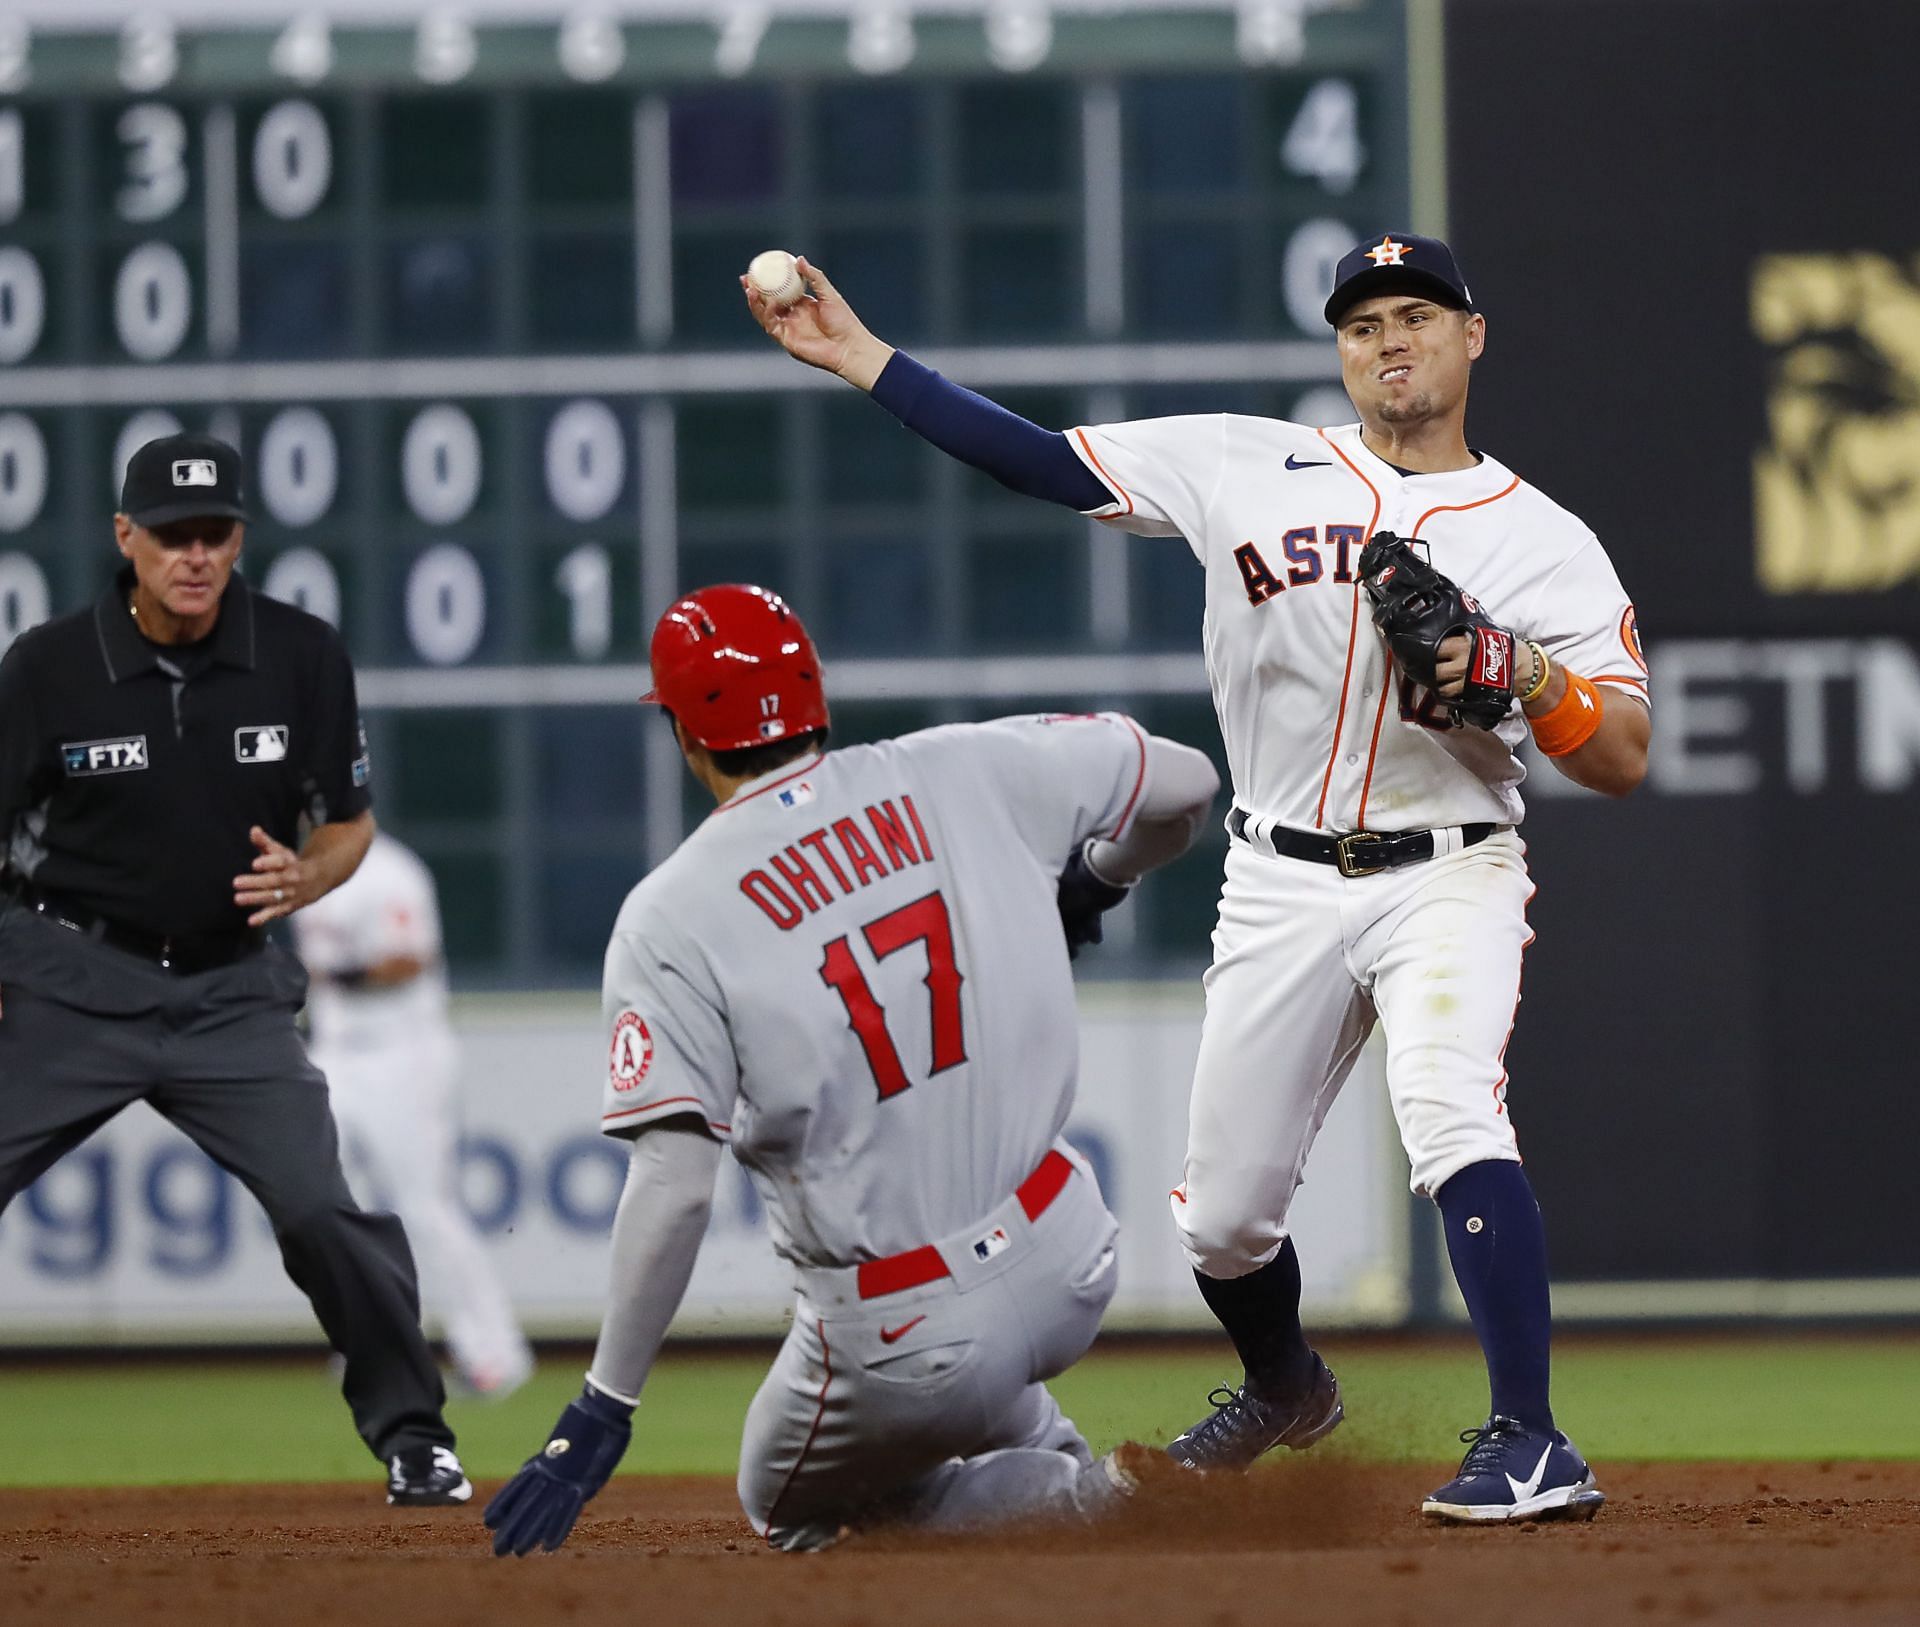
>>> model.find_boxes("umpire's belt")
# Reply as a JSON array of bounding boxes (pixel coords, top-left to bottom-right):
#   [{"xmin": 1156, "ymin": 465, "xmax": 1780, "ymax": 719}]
[
  {"xmin": 1226, "ymin": 807, "xmax": 1506, "ymax": 878},
  {"xmin": 4, "ymin": 880, "xmax": 264, "ymax": 973},
  {"xmin": 850, "ymin": 1150, "xmax": 1076, "ymax": 1300}
]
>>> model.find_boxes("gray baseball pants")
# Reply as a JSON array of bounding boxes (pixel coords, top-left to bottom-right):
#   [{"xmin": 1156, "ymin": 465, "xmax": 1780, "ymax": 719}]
[
  {"xmin": 739, "ymin": 1147, "xmax": 1121, "ymax": 1550},
  {"xmin": 0, "ymin": 904, "xmax": 452, "ymax": 1459}
]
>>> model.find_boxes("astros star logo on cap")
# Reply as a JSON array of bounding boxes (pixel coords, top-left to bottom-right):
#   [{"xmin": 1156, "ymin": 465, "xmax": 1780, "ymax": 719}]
[{"xmin": 1364, "ymin": 235, "xmax": 1409, "ymax": 267}]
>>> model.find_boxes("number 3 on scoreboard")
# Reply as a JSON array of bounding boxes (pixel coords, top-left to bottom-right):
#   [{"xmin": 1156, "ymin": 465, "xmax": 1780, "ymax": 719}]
[{"xmin": 818, "ymin": 891, "xmax": 966, "ymax": 1101}]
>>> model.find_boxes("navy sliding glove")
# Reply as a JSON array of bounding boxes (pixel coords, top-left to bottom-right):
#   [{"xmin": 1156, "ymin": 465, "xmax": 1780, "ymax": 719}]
[
  {"xmin": 485, "ymin": 1382, "xmax": 634, "ymax": 1557},
  {"xmin": 1056, "ymin": 839, "xmax": 1131, "ymax": 960}
]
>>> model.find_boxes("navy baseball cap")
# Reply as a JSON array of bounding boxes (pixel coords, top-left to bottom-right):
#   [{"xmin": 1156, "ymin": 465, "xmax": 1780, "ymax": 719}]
[
  {"xmin": 120, "ymin": 432, "xmax": 249, "ymax": 527},
  {"xmin": 1324, "ymin": 231, "xmax": 1475, "ymax": 326}
]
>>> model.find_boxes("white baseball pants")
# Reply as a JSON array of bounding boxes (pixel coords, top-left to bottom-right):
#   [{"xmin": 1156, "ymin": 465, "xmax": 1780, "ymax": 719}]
[
  {"xmin": 1174, "ymin": 830, "xmax": 1532, "ymax": 1279},
  {"xmin": 316, "ymin": 1029, "xmax": 533, "ymax": 1393}
]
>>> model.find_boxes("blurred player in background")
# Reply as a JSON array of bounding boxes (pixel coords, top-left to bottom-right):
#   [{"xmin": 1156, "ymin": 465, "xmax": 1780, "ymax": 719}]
[
  {"xmin": 486, "ymin": 583, "xmax": 1221, "ymax": 1556},
  {"xmin": 294, "ymin": 831, "xmax": 534, "ymax": 1400}
]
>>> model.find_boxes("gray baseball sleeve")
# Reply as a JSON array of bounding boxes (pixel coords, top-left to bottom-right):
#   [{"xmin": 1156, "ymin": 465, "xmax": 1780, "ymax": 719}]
[
  {"xmin": 1086, "ymin": 735, "xmax": 1220, "ymax": 884},
  {"xmin": 583, "ymin": 1120, "xmax": 726, "ymax": 1406}
]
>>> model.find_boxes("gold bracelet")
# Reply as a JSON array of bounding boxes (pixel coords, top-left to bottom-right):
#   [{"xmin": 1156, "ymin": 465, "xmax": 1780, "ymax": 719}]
[{"xmin": 1517, "ymin": 640, "xmax": 1552, "ymax": 705}]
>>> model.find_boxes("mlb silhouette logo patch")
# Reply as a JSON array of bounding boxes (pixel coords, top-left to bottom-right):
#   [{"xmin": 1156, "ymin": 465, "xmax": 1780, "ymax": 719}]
[
  {"xmin": 972, "ymin": 1226, "xmax": 1011, "ymax": 1263},
  {"xmin": 776, "ymin": 780, "xmax": 815, "ymax": 809},
  {"xmin": 609, "ymin": 1010, "xmax": 654, "ymax": 1092},
  {"xmin": 235, "ymin": 726, "xmax": 289, "ymax": 763},
  {"xmin": 62, "ymin": 735, "xmax": 149, "ymax": 776},
  {"xmin": 172, "ymin": 458, "xmax": 219, "ymax": 487}
]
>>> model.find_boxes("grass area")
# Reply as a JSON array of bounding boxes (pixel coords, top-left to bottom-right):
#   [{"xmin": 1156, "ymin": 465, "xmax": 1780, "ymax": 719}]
[{"xmin": 0, "ymin": 1333, "xmax": 1914, "ymax": 1488}]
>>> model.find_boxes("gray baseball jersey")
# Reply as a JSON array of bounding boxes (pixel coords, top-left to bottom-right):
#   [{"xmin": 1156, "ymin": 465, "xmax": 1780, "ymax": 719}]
[{"xmin": 598, "ymin": 712, "xmax": 1149, "ymax": 1269}]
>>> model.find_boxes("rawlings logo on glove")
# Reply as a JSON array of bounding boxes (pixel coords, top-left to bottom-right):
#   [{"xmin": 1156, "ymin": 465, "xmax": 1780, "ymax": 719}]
[{"xmin": 1358, "ymin": 532, "xmax": 1517, "ymax": 732}]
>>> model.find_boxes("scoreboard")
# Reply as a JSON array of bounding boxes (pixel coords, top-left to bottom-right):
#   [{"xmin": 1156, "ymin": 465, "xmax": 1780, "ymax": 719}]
[{"xmin": 0, "ymin": 0, "xmax": 1421, "ymax": 982}]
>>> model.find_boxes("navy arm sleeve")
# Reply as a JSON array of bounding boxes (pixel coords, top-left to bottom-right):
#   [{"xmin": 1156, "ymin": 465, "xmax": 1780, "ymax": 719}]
[{"xmin": 870, "ymin": 351, "xmax": 1112, "ymax": 512}]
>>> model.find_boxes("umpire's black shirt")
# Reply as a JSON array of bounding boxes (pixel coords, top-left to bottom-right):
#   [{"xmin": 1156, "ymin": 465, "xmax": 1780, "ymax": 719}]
[{"xmin": 0, "ymin": 566, "xmax": 371, "ymax": 939}]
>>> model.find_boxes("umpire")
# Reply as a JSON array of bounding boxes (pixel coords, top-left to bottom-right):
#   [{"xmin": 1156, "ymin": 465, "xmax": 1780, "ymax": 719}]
[{"xmin": 0, "ymin": 433, "xmax": 469, "ymax": 1506}]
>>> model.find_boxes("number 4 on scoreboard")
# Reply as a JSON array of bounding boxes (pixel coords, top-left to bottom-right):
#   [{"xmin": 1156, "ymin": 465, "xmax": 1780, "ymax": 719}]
[{"xmin": 818, "ymin": 891, "xmax": 967, "ymax": 1101}]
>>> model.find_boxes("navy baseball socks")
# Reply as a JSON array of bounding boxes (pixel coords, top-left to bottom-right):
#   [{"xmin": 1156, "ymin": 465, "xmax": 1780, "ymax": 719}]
[
  {"xmin": 1425, "ymin": 1159, "xmax": 1603, "ymax": 1522},
  {"xmin": 1166, "ymin": 1239, "xmax": 1345, "ymax": 1470}
]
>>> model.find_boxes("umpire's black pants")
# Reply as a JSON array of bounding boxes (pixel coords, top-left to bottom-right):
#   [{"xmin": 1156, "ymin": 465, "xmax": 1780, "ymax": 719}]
[{"xmin": 0, "ymin": 903, "xmax": 453, "ymax": 1461}]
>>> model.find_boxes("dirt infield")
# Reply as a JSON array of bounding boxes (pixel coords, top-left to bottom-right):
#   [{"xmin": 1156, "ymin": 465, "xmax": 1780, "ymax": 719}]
[{"xmin": 5, "ymin": 1461, "xmax": 1918, "ymax": 1626}]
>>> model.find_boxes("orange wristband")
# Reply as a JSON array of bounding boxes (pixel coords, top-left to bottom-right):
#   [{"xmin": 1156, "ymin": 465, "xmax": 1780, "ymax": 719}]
[{"xmin": 1529, "ymin": 670, "xmax": 1603, "ymax": 757}]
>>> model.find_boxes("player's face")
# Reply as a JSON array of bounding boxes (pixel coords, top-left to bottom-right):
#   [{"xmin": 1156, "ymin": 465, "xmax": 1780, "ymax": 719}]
[
  {"xmin": 1336, "ymin": 298, "xmax": 1485, "ymax": 429},
  {"xmin": 114, "ymin": 513, "xmax": 244, "ymax": 627}
]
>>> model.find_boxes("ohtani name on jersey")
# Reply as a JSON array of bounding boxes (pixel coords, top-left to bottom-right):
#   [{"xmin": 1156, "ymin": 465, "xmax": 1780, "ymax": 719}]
[
  {"xmin": 1233, "ymin": 524, "xmax": 1369, "ymax": 605},
  {"xmin": 739, "ymin": 794, "xmax": 936, "ymax": 931}
]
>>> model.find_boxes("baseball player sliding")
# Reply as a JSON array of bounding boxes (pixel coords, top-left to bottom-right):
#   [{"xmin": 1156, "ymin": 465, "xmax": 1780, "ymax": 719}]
[
  {"xmin": 745, "ymin": 233, "xmax": 1650, "ymax": 1523},
  {"xmin": 294, "ymin": 832, "xmax": 534, "ymax": 1400},
  {"xmin": 486, "ymin": 584, "xmax": 1220, "ymax": 1555}
]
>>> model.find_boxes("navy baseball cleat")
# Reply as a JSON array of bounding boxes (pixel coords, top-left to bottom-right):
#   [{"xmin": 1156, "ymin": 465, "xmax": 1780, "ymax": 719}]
[
  {"xmin": 1421, "ymin": 1417, "xmax": 1605, "ymax": 1523},
  {"xmin": 1165, "ymin": 1353, "xmax": 1344, "ymax": 1470},
  {"xmin": 387, "ymin": 1444, "xmax": 474, "ymax": 1506}
]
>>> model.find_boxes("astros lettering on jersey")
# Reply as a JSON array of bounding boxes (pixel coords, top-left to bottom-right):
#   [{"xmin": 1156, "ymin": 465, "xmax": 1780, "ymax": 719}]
[{"xmin": 1066, "ymin": 417, "xmax": 1647, "ymax": 833}]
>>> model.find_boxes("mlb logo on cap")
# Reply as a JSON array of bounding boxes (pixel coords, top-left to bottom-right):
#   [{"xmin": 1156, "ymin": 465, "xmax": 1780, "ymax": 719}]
[{"xmin": 120, "ymin": 432, "xmax": 249, "ymax": 528}]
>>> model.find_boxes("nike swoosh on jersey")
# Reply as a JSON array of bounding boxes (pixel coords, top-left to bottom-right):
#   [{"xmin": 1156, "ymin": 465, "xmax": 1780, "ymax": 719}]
[
  {"xmin": 1505, "ymin": 1442, "xmax": 1556, "ymax": 1503},
  {"xmin": 1284, "ymin": 454, "xmax": 1331, "ymax": 470},
  {"xmin": 879, "ymin": 1315, "xmax": 927, "ymax": 1345}
]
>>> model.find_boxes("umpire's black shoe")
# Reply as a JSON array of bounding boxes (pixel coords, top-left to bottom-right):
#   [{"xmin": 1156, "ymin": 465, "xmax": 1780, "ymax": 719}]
[
  {"xmin": 1166, "ymin": 1354, "xmax": 1344, "ymax": 1471},
  {"xmin": 387, "ymin": 1444, "xmax": 474, "ymax": 1506}
]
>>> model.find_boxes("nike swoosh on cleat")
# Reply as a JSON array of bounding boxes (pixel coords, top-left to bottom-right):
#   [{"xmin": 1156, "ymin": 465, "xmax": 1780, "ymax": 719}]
[
  {"xmin": 1284, "ymin": 454, "xmax": 1330, "ymax": 470},
  {"xmin": 1506, "ymin": 1442, "xmax": 1556, "ymax": 1504},
  {"xmin": 879, "ymin": 1316, "xmax": 926, "ymax": 1345}
]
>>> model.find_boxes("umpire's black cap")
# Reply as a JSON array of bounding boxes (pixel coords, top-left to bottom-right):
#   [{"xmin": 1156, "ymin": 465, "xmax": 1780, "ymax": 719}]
[
  {"xmin": 120, "ymin": 432, "xmax": 250, "ymax": 528},
  {"xmin": 1325, "ymin": 231, "xmax": 1475, "ymax": 326}
]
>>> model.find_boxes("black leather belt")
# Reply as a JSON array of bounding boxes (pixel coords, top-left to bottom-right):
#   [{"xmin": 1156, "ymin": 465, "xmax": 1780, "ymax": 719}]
[
  {"xmin": 4, "ymin": 880, "xmax": 264, "ymax": 973},
  {"xmin": 1226, "ymin": 807, "xmax": 1503, "ymax": 878}
]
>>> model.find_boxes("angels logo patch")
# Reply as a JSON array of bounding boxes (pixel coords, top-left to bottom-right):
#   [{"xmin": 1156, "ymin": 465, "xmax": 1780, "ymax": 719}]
[{"xmin": 609, "ymin": 1010, "xmax": 654, "ymax": 1092}]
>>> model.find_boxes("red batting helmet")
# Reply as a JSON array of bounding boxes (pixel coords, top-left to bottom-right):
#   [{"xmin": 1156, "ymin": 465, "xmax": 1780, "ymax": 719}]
[{"xmin": 641, "ymin": 584, "xmax": 830, "ymax": 751}]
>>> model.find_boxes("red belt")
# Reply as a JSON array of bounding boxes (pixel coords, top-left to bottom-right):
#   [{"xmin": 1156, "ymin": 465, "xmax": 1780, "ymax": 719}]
[{"xmin": 855, "ymin": 1150, "xmax": 1075, "ymax": 1300}]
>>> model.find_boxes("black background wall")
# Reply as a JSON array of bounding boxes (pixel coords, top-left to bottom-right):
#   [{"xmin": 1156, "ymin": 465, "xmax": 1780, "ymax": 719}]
[{"xmin": 1446, "ymin": 0, "xmax": 1919, "ymax": 1282}]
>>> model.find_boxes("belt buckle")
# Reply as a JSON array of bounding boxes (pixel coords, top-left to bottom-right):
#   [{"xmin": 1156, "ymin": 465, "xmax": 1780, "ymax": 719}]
[{"xmin": 1334, "ymin": 831, "xmax": 1387, "ymax": 877}]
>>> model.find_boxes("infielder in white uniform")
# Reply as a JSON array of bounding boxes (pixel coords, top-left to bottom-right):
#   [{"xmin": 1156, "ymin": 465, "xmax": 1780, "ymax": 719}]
[
  {"xmin": 746, "ymin": 231, "xmax": 1650, "ymax": 1522},
  {"xmin": 485, "ymin": 584, "xmax": 1220, "ymax": 1556},
  {"xmin": 295, "ymin": 832, "xmax": 534, "ymax": 1400}
]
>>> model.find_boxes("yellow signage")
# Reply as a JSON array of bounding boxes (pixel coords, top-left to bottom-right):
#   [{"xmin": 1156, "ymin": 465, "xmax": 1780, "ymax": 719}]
[{"xmin": 1752, "ymin": 253, "xmax": 1920, "ymax": 593}]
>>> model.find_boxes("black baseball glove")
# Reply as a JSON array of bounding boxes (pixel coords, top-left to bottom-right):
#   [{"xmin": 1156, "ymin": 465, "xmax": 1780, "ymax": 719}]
[
  {"xmin": 1357, "ymin": 531, "xmax": 1517, "ymax": 731},
  {"xmin": 1057, "ymin": 840, "xmax": 1131, "ymax": 960}
]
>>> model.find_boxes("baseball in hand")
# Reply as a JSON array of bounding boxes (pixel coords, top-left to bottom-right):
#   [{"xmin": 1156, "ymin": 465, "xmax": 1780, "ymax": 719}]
[{"xmin": 747, "ymin": 249, "xmax": 806, "ymax": 308}]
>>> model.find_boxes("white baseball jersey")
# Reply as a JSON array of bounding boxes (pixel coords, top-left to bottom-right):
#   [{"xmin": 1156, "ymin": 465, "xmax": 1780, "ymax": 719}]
[
  {"xmin": 1067, "ymin": 417, "xmax": 1648, "ymax": 832},
  {"xmin": 294, "ymin": 833, "xmax": 531, "ymax": 1394},
  {"xmin": 295, "ymin": 832, "xmax": 449, "ymax": 1050},
  {"xmin": 597, "ymin": 713, "xmax": 1148, "ymax": 1270}
]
